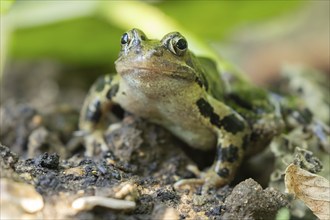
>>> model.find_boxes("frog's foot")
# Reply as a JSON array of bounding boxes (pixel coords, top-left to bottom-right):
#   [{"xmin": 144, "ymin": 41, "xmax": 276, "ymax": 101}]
[
  {"xmin": 200, "ymin": 170, "xmax": 231, "ymax": 194},
  {"xmin": 174, "ymin": 166, "xmax": 230, "ymax": 194},
  {"xmin": 173, "ymin": 165, "xmax": 204, "ymax": 190},
  {"xmin": 173, "ymin": 178, "xmax": 205, "ymax": 191},
  {"xmin": 79, "ymin": 130, "xmax": 109, "ymax": 156}
]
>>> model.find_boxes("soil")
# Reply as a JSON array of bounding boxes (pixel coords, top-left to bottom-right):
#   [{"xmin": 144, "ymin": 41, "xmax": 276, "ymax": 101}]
[{"xmin": 1, "ymin": 60, "xmax": 291, "ymax": 219}]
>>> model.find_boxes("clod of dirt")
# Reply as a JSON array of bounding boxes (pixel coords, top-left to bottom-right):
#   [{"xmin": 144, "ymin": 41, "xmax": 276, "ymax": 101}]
[
  {"xmin": 27, "ymin": 126, "xmax": 68, "ymax": 159},
  {"xmin": 0, "ymin": 144, "xmax": 20, "ymax": 181},
  {"xmin": 222, "ymin": 178, "xmax": 289, "ymax": 219},
  {"xmin": 35, "ymin": 152, "xmax": 60, "ymax": 169},
  {"xmin": 0, "ymin": 144, "xmax": 18, "ymax": 170}
]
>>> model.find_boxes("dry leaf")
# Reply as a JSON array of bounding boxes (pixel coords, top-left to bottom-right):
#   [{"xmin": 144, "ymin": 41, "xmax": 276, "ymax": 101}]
[{"xmin": 285, "ymin": 163, "xmax": 330, "ymax": 220}]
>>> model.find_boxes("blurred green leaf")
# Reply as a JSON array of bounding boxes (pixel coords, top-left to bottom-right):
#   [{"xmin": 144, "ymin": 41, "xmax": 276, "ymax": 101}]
[
  {"xmin": 9, "ymin": 17, "xmax": 123, "ymax": 66},
  {"xmin": 157, "ymin": 1, "xmax": 304, "ymax": 39},
  {"xmin": 0, "ymin": 0, "xmax": 15, "ymax": 14},
  {"xmin": 6, "ymin": 1, "xmax": 305, "ymax": 68}
]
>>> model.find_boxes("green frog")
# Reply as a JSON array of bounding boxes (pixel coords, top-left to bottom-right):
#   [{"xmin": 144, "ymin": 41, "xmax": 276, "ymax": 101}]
[{"xmin": 79, "ymin": 28, "xmax": 284, "ymax": 191}]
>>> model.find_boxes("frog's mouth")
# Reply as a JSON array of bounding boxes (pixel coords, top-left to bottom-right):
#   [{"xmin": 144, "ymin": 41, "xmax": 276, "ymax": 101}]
[{"xmin": 116, "ymin": 65, "xmax": 195, "ymax": 81}]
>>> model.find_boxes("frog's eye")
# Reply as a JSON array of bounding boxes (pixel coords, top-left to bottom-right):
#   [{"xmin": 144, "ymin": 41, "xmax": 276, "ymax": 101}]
[
  {"xmin": 168, "ymin": 36, "xmax": 188, "ymax": 56},
  {"xmin": 121, "ymin": 33, "xmax": 130, "ymax": 45},
  {"xmin": 121, "ymin": 29, "xmax": 147, "ymax": 48}
]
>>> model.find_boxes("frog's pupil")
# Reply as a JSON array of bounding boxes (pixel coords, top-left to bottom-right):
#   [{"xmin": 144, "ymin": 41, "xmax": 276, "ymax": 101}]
[
  {"xmin": 176, "ymin": 39, "xmax": 187, "ymax": 50},
  {"xmin": 121, "ymin": 33, "xmax": 129, "ymax": 44}
]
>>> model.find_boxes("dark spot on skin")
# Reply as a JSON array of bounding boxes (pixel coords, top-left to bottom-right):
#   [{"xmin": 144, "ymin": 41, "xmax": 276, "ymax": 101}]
[
  {"xmin": 226, "ymin": 93, "xmax": 253, "ymax": 110},
  {"xmin": 196, "ymin": 98, "xmax": 221, "ymax": 128},
  {"xmin": 200, "ymin": 72, "xmax": 209, "ymax": 91},
  {"xmin": 195, "ymin": 74, "xmax": 209, "ymax": 91},
  {"xmin": 122, "ymin": 91, "xmax": 126, "ymax": 95},
  {"xmin": 196, "ymin": 99, "xmax": 246, "ymax": 133},
  {"xmin": 86, "ymin": 99, "xmax": 102, "ymax": 123},
  {"xmin": 195, "ymin": 77, "xmax": 203, "ymax": 88},
  {"xmin": 219, "ymin": 145, "xmax": 239, "ymax": 163},
  {"xmin": 106, "ymin": 84, "xmax": 119, "ymax": 100},
  {"xmin": 112, "ymin": 104, "xmax": 125, "ymax": 119},
  {"xmin": 94, "ymin": 75, "xmax": 113, "ymax": 92},
  {"xmin": 242, "ymin": 134, "xmax": 250, "ymax": 150},
  {"xmin": 220, "ymin": 114, "xmax": 245, "ymax": 134},
  {"xmin": 217, "ymin": 168, "xmax": 229, "ymax": 178},
  {"xmin": 94, "ymin": 77, "xmax": 106, "ymax": 92},
  {"xmin": 210, "ymin": 115, "xmax": 221, "ymax": 128},
  {"xmin": 196, "ymin": 98, "xmax": 213, "ymax": 118}
]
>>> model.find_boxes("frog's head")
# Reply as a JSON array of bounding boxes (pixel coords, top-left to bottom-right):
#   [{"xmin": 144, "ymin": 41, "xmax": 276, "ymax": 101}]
[{"xmin": 115, "ymin": 28, "xmax": 205, "ymax": 93}]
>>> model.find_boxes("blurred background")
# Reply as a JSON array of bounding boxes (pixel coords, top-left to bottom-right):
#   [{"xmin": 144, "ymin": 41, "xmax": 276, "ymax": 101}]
[{"xmin": 1, "ymin": 0, "xmax": 329, "ymax": 110}]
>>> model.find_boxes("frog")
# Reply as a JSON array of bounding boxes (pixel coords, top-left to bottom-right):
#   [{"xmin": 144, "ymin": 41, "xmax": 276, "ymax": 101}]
[{"xmin": 79, "ymin": 28, "xmax": 284, "ymax": 192}]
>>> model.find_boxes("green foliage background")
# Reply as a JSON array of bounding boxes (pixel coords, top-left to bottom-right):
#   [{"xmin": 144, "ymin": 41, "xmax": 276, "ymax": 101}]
[{"xmin": 2, "ymin": 0, "xmax": 305, "ymax": 70}]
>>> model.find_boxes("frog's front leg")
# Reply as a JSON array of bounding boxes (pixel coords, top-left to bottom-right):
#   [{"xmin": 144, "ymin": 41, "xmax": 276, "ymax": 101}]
[
  {"xmin": 205, "ymin": 118, "xmax": 249, "ymax": 189},
  {"xmin": 175, "ymin": 97, "xmax": 250, "ymax": 193},
  {"xmin": 79, "ymin": 74, "xmax": 120, "ymax": 156}
]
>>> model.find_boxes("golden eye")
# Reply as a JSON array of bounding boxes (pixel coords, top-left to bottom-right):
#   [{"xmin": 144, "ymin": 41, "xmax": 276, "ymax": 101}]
[{"xmin": 168, "ymin": 35, "xmax": 188, "ymax": 56}]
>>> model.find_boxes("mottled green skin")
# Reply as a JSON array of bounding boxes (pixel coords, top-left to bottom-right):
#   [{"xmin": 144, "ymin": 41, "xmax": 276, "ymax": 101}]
[{"xmin": 79, "ymin": 29, "xmax": 281, "ymax": 190}]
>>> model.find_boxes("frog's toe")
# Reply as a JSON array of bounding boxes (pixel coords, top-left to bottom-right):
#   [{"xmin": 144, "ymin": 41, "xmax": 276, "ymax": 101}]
[
  {"xmin": 174, "ymin": 170, "xmax": 230, "ymax": 194},
  {"xmin": 83, "ymin": 131, "xmax": 109, "ymax": 156},
  {"xmin": 201, "ymin": 170, "xmax": 230, "ymax": 192},
  {"xmin": 173, "ymin": 178, "xmax": 205, "ymax": 191},
  {"xmin": 179, "ymin": 170, "xmax": 230, "ymax": 194}
]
